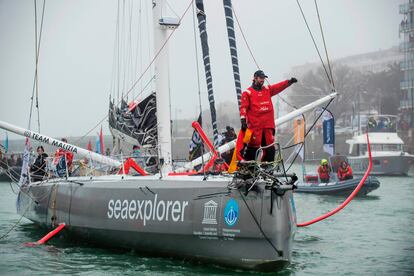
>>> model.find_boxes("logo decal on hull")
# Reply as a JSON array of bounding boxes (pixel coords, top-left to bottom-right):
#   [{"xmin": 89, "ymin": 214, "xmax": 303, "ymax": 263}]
[
  {"xmin": 106, "ymin": 195, "xmax": 189, "ymax": 226},
  {"xmin": 224, "ymin": 199, "xmax": 239, "ymax": 227},
  {"xmin": 202, "ymin": 200, "xmax": 218, "ymax": 225}
]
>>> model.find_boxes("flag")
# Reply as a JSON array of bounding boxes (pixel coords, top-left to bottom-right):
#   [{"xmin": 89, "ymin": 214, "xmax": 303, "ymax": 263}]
[
  {"xmin": 189, "ymin": 113, "xmax": 203, "ymax": 160},
  {"xmin": 99, "ymin": 126, "xmax": 105, "ymax": 155},
  {"xmin": 19, "ymin": 138, "xmax": 30, "ymax": 185},
  {"xmin": 95, "ymin": 134, "xmax": 101, "ymax": 154},
  {"xmin": 322, "ymin": 110, "xmax": 335, "ymax": 156},
  {"xmin": 56, "ymin": 155, "xmax": 67, "ymax": 177},
  {"xmin": 228, "ymin": 129, "xmax": 248, "ymax": 173},
  {"xmin": 87, "ymin": 140, "xmax": 93, "ymax": 151},
  {"xmin": 294, "ymin": 117, "xmax": 305, "ymax": 160},
  {"xmin": 3, "ymin": 132, "xmax": 8, "ymax": 153}
]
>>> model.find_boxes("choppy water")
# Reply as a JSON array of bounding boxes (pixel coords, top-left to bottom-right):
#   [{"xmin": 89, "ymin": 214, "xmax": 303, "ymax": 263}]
[{"xmin": 0, "ymin": 175, "xmax": 413, "ymax": 275}]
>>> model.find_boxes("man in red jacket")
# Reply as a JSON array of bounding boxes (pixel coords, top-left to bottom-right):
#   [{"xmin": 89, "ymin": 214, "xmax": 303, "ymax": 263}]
[
  {"xmin": 54, "ymin": 138, "xmax": 74, "ymax": 173},
  {"xmin": 337, "ymin": 161, "xmax": 353, "ymax": 181},
  {"xmin": 240, "ymin": 70, "xmax": 297, "ymax": 161}
]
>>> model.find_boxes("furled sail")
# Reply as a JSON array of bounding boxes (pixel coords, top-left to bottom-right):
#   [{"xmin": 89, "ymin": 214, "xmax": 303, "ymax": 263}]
[
  {"xmin": 222, "ymin": 0, "xmax": 242, "ymax": 108},
  {"xmin": 108, "ymin": 93, "xmax": 158, "ymax": 147},
  {"xmin": 195, "ymin": 0, "xmax": 219, "ymax": 148}
]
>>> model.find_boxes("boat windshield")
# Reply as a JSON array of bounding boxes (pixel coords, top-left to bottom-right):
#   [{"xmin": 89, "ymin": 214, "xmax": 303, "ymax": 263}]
[
  {"xmin": 367, "ymin": 115, "xmax": 397, "ymax": 133},
  {"xmin": 329, "ymin": 155, "xmax": 349, "ymax": 173},
  {"xmin": 360, "ymin": 144, "xmax": 402, "ymax": 153}
]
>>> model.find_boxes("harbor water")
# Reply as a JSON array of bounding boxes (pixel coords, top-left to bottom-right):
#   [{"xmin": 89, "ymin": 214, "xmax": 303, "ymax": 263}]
[{"xmin": 0, "ymin": 174, "xmax": 413, "ymax": 275}]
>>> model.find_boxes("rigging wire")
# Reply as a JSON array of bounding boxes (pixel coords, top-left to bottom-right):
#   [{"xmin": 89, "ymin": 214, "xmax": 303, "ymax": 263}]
[
  {"xmin": 134, "ymin": 0, "xmax": 143, "ymax": 93},
  {"xmin": 109, "ymin": 2, "xmax": 120, "ymax": 100},
  {"xmin": 230, "ymin": 5, "xmax": 260, "ymax": 71},
  {"xmin": 76, "ymin": 74, "xmax": 155, "ymax": 144},
  {"xmin": 0, "ymin": 180, "xmax": 57, "ymax": 241},
  {"xmin": 191, "ymin": 0, "xmax": 206, "ymax": 178},
  {"xmin": 34, "ymin": 0, "xmax": 40, "ymax": 133},
  {"xmin": 238, "ymin": 189, "xmax": 283, "ymax": 257},
  {"xmin": 121, "ymin": 0, "xmax": 127, "ymax": 99},
  {"xmin": 166, "ymin": 0, "xmax": 180, "ymax": 18},
  {"xmin": 231, "ymin": 1, "xmax": 336, "ymax": 172},
  {"xmin": 295, "ymin": 0, "xmax": 333, "ymax": 88},
  {"xmin": 281, "ymin": 0, "xmax": 337, "ymax": 170},
  {"xmin": 144, "ymin": 0, "xmax": 153, "ymax": 91},
  {"xmin": 0, "ymin": 203, "xmax": 31, "ymax": 241},
  {"xmin": 314, "ymin": 0, "xmax": 335, "ymax": 88},
  {"xmin": 76, "ymin": 0, "xmax": 194, "ymax": 144},
  {"xmin": 28, "ymin": 0, "xmax": 46, "ymax": 131},
  {"xmin": 127, "ymin": 0, "xmax": 134, "ymax": 98},
  {"xmin": 284, "ymin": 98, "xmax": 334, "ymax": 173},
  {"xmin": 231, "ymin": 4, "xmax": 299, "ymax": 110},
  {"xmin": 117, "ymin": 0, "xmax": 121, "ymax": 101}
]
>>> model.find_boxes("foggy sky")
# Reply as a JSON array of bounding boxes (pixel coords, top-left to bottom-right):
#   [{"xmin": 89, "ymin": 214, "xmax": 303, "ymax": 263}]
[{"xmin": 0, "ymin": 0, "xmax": 403, "ymax": 140}]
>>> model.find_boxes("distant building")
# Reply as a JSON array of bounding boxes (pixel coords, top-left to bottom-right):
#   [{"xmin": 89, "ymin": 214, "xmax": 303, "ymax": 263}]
[
  {"xmin": 399, "ymin": 1, "xmax": 414, "ymax": 129},
  {"xmin": 291, "ymin": 47, "xmax": 402, "ymax": 77},
  {"xmin": 287, "ymin": 47, "xmax": 403, "ymax": 132}
]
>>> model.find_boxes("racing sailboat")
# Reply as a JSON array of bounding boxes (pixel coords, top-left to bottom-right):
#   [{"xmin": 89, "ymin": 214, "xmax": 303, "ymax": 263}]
[{"xmin": 0, "ymin": 0, "xmax": 338, "ymax": 271}]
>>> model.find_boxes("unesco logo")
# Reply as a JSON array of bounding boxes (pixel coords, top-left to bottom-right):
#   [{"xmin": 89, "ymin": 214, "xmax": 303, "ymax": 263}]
[{"xmin": 224, "ymin": 199, "xmax": 239, "ymax": 227}]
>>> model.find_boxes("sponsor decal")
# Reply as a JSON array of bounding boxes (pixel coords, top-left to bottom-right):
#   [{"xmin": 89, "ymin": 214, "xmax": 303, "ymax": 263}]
[
  {"xmin": 30, "ymin": 133, "xmax": 50, "ymax": 144},
  {"xmin": 51, "ymin": 140, "xmax": 78, "ymax": 153},
  {"xmin": 202, "ymin": 200, "xmax": 218, "ymax": 225},
  {"xmin": 193, "ymin": 226, "xmax": 219, "ymax": 240},
  {"xmin": 107, "ymin": 195, "xmax": 188, "ymax": 226},
  {"xmin": 23, "ymin": 130, "xmax": 78, "ymax": 154},
  {"xmin": 224, "ymin": 199, "xmax": 239, "ymax": 227},
  {"xmin": 222, "ymin": 228, "xmax": 240, "ymax": 240}
]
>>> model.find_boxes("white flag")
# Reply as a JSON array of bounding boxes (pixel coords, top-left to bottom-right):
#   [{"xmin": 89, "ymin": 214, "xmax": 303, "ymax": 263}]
[{"xmin": 19, "ymin": 138, "xmax": 31, "ymax": 185}]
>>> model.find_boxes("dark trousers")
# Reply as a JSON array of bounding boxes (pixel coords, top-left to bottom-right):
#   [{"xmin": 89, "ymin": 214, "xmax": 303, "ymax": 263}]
[
  {"xmin": 341, "ymin": 175, "xmax": 353, "ymax": 181},
  {"xmin": 243, "ymin": 130, "xmax": 275, "ymax": 162}
]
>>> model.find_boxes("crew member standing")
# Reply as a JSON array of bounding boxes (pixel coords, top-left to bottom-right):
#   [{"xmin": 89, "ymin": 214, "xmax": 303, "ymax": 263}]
[
  {"xmin": 240, "ymin": 70, "xmax": 297, "ymax": 161},
  {"xmin": 54, "ymin": 138, "xmax": 74, "ymax": 175}
]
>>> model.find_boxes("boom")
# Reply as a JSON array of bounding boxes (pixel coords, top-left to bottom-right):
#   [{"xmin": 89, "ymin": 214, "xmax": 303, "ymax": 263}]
[{"xmin": 0, "ymin": 121, "xmax": 121, "ymax": 168}]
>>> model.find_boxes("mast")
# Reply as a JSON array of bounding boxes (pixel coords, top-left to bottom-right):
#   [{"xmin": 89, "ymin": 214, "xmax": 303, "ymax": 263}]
[
  {"xmin": 222, "ymin": 0, "xmax": 242, "ymax": 108},
  {"xmin": 195, "ymin": 0, "xmax": 220, "ymax": 148},
  {"xmin": 152, "ymin": 0, "xmax": 178, "ymax": 174}
]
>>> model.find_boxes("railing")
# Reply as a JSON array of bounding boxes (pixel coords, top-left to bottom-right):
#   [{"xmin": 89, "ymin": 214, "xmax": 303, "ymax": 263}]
[
  {"xmin": 400, "ymin": 80, "xmax": 414, "ymax": 89},
  {"xmin": 400, "ymin": 60, "xmax": 414, "ymax": 71},
  {"xmin": 25, "ymin": 153, "xmax": 153, "ymax": 184},
  {"xmin": 400, "ymin": 22, "xmax": 414, "ymax": 33},
  {"xmin": 400, "ymin": 41, "xmax": 414, "ymax": 52},
  {"xmin": 400, "ymin": 2, "xmax": 414, "ymax": 14},
  {"xmin": 400, "ymin": 99, "xmax": 414, "ymax": 109}
]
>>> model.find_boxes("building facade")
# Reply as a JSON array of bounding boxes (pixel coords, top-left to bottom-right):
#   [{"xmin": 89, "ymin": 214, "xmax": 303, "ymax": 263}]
[{"xmin": 400, "ymin": 1, "xmax": 414, "ymax": 129}]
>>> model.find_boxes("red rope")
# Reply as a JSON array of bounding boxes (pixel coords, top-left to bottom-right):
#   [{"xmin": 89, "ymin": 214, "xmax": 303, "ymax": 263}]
[{"xmin": 297, "ymin": 133, "xmax": 373, "ymax": 227}]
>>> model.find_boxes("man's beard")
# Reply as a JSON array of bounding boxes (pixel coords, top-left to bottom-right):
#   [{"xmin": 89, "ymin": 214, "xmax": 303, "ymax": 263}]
[{"xmin": 252, "ymin": 81, "xmax": 263, "ymax": 90}]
